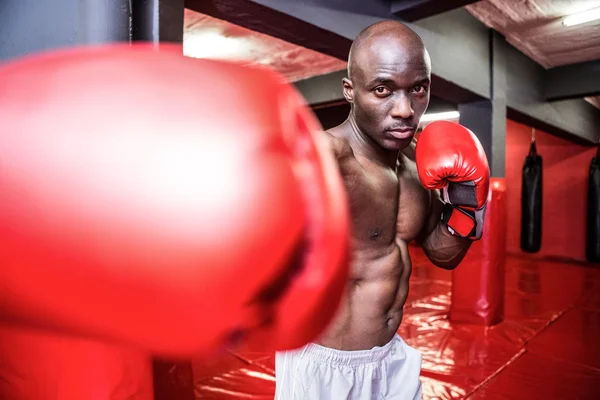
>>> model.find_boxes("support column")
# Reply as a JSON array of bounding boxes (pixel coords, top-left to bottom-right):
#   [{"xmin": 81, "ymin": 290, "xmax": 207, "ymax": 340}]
[
  {"xmin": 458, "ymin": 31, "xmax": 507, "ymax": 178},
  {"xmin": 0, "ymin": 0, "xmax": 130, "ymax": 62},
  {"xmin": 132, "ymin": 0, "xmax": 185, "ymax": 45},
  {"xmin": 451, "ymin": 30, "xmax": 507, "ymax": 326}
]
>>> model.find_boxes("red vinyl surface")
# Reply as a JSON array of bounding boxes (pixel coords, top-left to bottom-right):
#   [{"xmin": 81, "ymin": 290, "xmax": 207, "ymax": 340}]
[
  {"xmin": 450, "ymin": 178, "xmax": 506, "ymax": 326},
  {"xmin": 191, "ymin": 251, "xmax": 600, "ymax": 399}
]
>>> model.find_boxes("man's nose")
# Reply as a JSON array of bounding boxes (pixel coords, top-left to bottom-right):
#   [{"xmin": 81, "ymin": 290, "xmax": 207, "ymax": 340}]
[{"xmin": 390, "ymin": 94, "xmax": 413, "ymax": 119}]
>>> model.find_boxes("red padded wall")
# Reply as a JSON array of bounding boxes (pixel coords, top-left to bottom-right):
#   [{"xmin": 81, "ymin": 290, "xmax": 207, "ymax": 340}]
[{"xmin": 505, "ymin": 119, "xmax": 597, "ymax": 262}]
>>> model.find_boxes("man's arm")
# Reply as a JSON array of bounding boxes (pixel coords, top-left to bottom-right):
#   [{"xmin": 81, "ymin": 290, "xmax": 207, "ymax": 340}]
[
  {"xmin": 412, "ymin": 121, "xmax": 490, "ymax": 271},
  {"xmin": 416, "ymin": 190, "xmax": 472, "ymax": 270}
]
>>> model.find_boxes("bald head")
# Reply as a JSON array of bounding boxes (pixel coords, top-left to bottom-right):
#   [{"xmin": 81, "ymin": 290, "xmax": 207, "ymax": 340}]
[
  {"xmin": 348, "ymin": 20, "xmax": 429, "ymax": 81},
  {"xmin": 341, "ymin": 20, "xmax": 431, "ymax": 151}
]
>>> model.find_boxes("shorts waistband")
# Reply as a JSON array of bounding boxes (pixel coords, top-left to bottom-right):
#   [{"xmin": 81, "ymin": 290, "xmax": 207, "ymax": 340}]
[{"xmin": 299, "ymin": 335, "xmax": 399, "ymax": 366}]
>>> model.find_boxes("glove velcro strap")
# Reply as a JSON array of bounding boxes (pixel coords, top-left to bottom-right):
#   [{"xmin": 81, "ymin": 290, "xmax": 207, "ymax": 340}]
[
  {"xmin": 442, "ymin": 203, "xmax": 486, "ymax": 240},
  {"xmin": 441, "ymin": 181, "xmax": 479, "ymax": 208}
]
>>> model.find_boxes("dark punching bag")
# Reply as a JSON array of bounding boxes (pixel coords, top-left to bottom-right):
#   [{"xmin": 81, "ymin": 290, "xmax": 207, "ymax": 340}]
[
  {"xmin": 586, "ymin": 147, "xmax": 600, "ymax": 263},
  {"xmin": 153, "ymin": 359, "xmax": 195, "ymax": 400},
  {"xmin": 521, "ymin": 141, "xmax": 543, "ymax": 252}
]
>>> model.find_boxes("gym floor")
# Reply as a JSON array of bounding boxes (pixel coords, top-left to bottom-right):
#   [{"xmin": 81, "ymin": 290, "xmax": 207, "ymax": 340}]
[{"xmin": 192, "ymin": 246, "xmax": 600, "ymax": 399}]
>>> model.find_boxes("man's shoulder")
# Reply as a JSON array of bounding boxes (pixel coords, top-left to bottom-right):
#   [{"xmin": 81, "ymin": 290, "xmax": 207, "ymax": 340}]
[{"xmin": 322, "ymin": 128, "xmax": 354, "ymax": 160}]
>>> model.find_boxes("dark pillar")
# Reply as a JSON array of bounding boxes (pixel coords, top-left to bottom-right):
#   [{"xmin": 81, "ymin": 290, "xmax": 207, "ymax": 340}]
[
  {"xmin": 458, "ymin": 30, "xmax": 506, "ymax": 178},
  {"xmin": 452, "ymin": 30, "xmax": 507, "ymax": 327},
  {"xmin": 459, "ymin": 100, "xmax": 493, "ymax": 165},
  {"xmin": 132, "ymin": 0, "xmax": 185, "ymax": 44},
  {"xmin": 0, "ymin": 0, "xmax": 130, "ymax": 62}
]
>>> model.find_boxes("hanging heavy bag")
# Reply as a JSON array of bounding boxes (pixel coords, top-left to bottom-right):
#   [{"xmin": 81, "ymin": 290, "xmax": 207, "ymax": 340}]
[
  {"xmin": 521, "ymin": 141, "xmax": 543, "ymax": 253},
  {"xmin": 586, "ymin": 147, "xmax": 600, "ymax": 263},
  {"xmin": 153, "ymin": 359, "xmax": 195, "ymax": 400}
]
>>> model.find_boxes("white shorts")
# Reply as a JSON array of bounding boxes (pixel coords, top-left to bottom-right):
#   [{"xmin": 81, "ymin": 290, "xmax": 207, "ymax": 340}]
[{"xmin": 275, "ymin": 334, "xmax": 422, "ymax": 400}]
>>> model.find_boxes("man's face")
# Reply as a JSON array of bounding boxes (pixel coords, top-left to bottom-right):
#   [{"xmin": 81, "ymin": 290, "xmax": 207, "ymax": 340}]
[{"xmin": 344, "ymin": 38, "xmax": 431, "ymax": 150}]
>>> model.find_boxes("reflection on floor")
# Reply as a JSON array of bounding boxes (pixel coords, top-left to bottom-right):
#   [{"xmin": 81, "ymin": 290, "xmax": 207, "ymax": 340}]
[{"xmin": 192, "ymin": 247, "xmax": 600, "ymax": 399}]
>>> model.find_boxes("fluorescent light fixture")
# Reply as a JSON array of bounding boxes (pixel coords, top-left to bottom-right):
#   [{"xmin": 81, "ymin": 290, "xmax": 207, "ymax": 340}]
[
  {"xmin": 563, "ymin": 7, "xmax": 600, "ymax": 27},
  {"xmin": 420, "ymin": 111, "xmax": 460, "ymax": 123}
]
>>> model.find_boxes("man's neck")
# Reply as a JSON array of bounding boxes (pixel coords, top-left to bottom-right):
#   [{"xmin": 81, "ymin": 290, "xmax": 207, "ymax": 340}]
[{"xmin": 344, "ymin": 117, "xmax": 399, "ymax": 170}]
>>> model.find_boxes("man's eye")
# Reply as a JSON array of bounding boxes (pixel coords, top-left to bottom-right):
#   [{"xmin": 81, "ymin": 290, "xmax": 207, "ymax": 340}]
[
  {"xmin": 374, "ymin": 87, "xmax": 390, "ymax": 95},
  {"xmin": 412, "ymin": 85, "xmax": 427, "ymax": 94}
]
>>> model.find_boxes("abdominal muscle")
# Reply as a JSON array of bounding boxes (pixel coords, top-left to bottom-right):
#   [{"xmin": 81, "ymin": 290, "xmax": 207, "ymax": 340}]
[{"xmin": 316, "ymin": 240, "xmax": 412, "ymax": 351}]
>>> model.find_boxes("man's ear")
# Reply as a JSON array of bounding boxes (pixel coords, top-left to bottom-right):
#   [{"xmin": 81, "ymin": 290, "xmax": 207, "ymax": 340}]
[{"xmin": 342, "ymin": 78, "xmax": 354, "ymax": 103}]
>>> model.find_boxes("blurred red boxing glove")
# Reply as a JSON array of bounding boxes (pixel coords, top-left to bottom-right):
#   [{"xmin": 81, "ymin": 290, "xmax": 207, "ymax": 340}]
[
  {"xmin": 0, "ymin": 44, "xmax": 349, "ymax": 357},
  {"xmin": 415, "ymin": 121, "xmax": 490, "ymax": 240}
]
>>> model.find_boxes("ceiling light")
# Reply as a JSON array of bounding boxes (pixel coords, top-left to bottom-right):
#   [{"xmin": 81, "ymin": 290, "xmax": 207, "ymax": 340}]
[
  {"xmin": 563, "ymin": 7, "xmax": 600, "ymax": 27},
  {"xmin": 420, "ymin": 111, "xmax": 460, "ymax": 123},
  {"xmin": 183, "ymin": 29, "xmax": 254, "ymax": 60}
]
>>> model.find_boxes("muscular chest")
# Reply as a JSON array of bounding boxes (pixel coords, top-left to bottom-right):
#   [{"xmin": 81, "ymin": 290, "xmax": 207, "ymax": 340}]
[
  {"xmin": 342, "ymin": 156, "xmax": 430, "ymax": 244},
  {"xmin": 396, "ymin": 161, "xmax": 431, "ymax": 241}
]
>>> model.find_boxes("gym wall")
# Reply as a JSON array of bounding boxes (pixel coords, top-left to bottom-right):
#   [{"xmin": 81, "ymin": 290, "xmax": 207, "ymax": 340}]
[
  {"xmin": 505, "ymin": 119, "xmax": 597, "ymax": 263},
  {"xmin": 313, "ymin": 103, "xmax": 596, "ymax": 263}
]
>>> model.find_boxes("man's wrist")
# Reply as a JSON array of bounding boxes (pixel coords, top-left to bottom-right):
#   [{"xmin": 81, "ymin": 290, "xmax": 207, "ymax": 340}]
[{"xmin": 441, "ymin": 203, "xmax": 486, "ymax": 240}]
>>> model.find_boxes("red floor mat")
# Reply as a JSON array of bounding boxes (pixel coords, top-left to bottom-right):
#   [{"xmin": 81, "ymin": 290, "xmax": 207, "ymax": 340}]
[
  {"xmin": 526, "ymin": 306, "xmax": 600, "ymax": 371},
  {"xmin": 191, "ymin": 250, "xmax": 600, "ymax": 399},
  {"xmin": 468, "ymin": 352, "xmax": 600, "ymax": 400}
]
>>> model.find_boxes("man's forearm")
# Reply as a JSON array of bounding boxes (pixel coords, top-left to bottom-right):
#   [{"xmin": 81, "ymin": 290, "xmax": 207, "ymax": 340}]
[{"xmin": 420, "ymin": 221, "xmax": 472, "ymax": 270}]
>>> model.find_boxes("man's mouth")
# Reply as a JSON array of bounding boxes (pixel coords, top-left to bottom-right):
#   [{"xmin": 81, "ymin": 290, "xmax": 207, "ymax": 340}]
[{"xmin": 387, "ymin": 127, "xmax": 415, "ymax": 139}]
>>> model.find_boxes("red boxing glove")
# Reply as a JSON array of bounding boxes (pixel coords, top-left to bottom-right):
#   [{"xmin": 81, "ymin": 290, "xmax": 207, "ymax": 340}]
[
  {"xmin": 0, "ymin": 44, "xmax": 350, "ymax": 357},
  {"xmin": 415, "ymin": 121, "xmax": 490, "ymax": 240}
]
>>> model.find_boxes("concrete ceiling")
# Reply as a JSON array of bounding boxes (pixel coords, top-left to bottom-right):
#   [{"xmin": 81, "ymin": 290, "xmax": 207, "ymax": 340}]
[
  {"xmin": 467, "ymin": 0, "xmax": 600, "ymax": 68},
  {"xmin": 466, "ymin": 0, "xmax": 600, "ymax": 108},
  {"xmin": 183, "ymin": 9, "xmax": 346, "ymax": 82},
  {"xmin": 183, "ymin": 1, "xmax": 600, "ymax": 108}
]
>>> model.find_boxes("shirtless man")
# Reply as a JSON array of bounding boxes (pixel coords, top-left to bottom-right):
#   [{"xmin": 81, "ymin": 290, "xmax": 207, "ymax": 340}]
[{"xmin": 275, "ymin": 20, "xmax": 490, "ymax": 399}]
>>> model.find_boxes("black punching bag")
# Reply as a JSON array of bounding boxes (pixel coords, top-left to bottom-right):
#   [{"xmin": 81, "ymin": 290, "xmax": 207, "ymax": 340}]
[
  {"xmin": 153, "ymin": 359, "xmax": 195, "ymax": 400},
  {"xmin": 586, "ymin": 147, "xmax": 600, "ymax": 263},
  {"xmin": 521, "ymin": 141, "xmax": 543, "ymax": 252}
]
